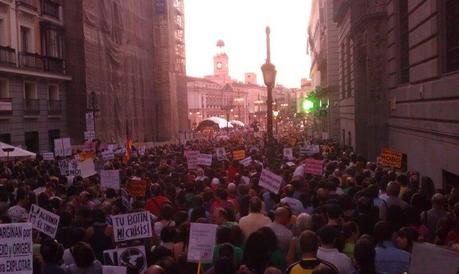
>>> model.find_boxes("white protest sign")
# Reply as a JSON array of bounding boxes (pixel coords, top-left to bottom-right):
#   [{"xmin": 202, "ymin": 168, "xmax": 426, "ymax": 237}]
[
  {"xmin": 283, "ymin": 148, "xmax": 294, "ymax": 160},
  {"xmin": 102, "ymin": 150, "xmax": 115, "ymax": 161},
  {"xmin": 409, "ymin": 243, "xmax": 459, "ymax": 274},
  {"xmin": 239, "ymin": 156, "xmax": 252, "ymax": 167},
  {"xmin": 86, "ymin": 112, "xmax": 95, "ymax": 131},
  {"xmin": 103, "ymin": 246, "xmax": 146, "ymax": 274},
  {"xmin": 0, "ymin": 223, "xmax": 33, "ymax": 274},
  {"xmin": 42, "ymin": 152, "xmax": 54, "ymax": 161},
  {"xmin": 102, "ymin": 266, "xmax": 127, "ymax": 274},
  {"xmin": 187, "ymin": 223, "xmax": 217, "ymax": 263},
  {"xmin": 185, "ymin": 150, "xmax": 200, "ymax": 170},
  {"xmin": 259, "ymin": 169, "xmax": 283, "ymax": 194},
  {"xmin": 111, "ymin": 211, "xmax": 152, "ymax": 242},
  {"xmin": 78, "ymin": 159, "xmax": 97, "ymax": 178},
  {"xmin": 100, "ymin": 170, "xmax": 120, "ymax": 190},
  {"xmin": 62, "ymin": 137, "xmax": 72, "ymax": 156},
  {"xmin": 54, "ymin": 138, "xmax": 64, "ymax": 157},
  {"xmin": 84, "ymin": 131, "xmax": 96, "ymax": 142},
  {"xmin": 58, "ymin": 159, "xmax": 81, "ymax": 177},
  {"xmin": 28, "ymin": 204, "xmax": 60, "ymax": 238},
  {"xmin": 198, "ymin": 154, "xmax": 213, "ymax": 166},
  {"xmin": 215, "ymin": 147, "xmax": 226, "ymax": 160}
]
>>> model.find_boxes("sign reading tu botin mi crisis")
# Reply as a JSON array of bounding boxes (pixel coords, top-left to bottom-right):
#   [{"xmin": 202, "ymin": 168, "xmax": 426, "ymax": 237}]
[{"xmin": 111, "ymin": 211, "xmax": 152, "ymax": 243}]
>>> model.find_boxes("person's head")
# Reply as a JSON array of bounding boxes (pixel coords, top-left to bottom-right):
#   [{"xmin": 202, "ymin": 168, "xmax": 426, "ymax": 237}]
[
  {"xmin": 354, "ymin": 238, "xmax": 376, "ymax": 274},
  {"xmin": 386, "ymin": 181, "xmax": 400, "ymax": 197},
  {"xmin": 325, "ymin": 203, "xmax": 342, "ymax": 221},
  {"xmin": 249, "ymin": 196, "xmax": 262, "ymax": 213},
  {"xmin": 159, "ymin": 203, "xmax": 174, "ymax": 220},
  {"xmin": 431, "ymin": 193, "xmax": 446, "ymax": 209},
  {"xmin": 40, "ymin": 239, "xmax": 64, "ymax": 265},
  {"xmin": 342, "ymin": 221, "xmax": 359, "ymax": 242},
  {"xmin": 216, "ymin": 226, "xmax": 233, "ymax": 245},
  {"xmin": 151, "ymin": 183, "xmax": 163, "ymax": 197},
  {"xmin": 373, "ymin": 221, "xmax": 393, "ymax": 246},
  {"xmin": 264, "ymin": 267, "xmax": 283, "ymax": 274},
  {"xmin": 214, "ymin": 243, "xmax": 236, "ymax": 274},
  {"xmin": 396, "ymin": 174, "xmax": 409, "ymax": 187},
  {"xmin": 396, "ymin": 227, "xmax": 418, "ymax": 252},
  {"xmin": 318, "ymin": 225, "xmax": 338, "ymax": 248},
  {"xmin": 213, "ymin": 207, "xmax": 229, "ymax": 225},
  {"xmin": 72, "ymin": 242, "xmax": 95, "ymax": 268},
  {"xmin": 274, "ymin": 206, "xmax": 291, "ymax": 226},
  {"xmin": 299, "ymin": 230, "xmax": 319, "ymax": 256},
  {"xmin": 160, "ymin": 226, "xmax": 177, "ymax": 244},
  {"xmin": 258, "ymin": 226, "xmax": 278, "ymax": 252},
  {"xmin": 296, "ymin": 213, "xmax": 312, "ymax": 233},
  {"xmin": 243, "ymin": 230, "xmax": 271, "ymax": 265},
  {"xmin": 91, "ymin": 208, "xmax": 106, "ymax": 224},
  {"xmin": 420, "ymin": 176, "xmax": 435, "ymax": 198}
]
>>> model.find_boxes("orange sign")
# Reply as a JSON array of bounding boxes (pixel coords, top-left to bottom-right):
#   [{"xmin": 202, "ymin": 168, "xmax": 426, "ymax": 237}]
[
  {"xmin": 78, "ymin": 151, "xmax": 96, "ymax": 161},
  {"xmin": 379, "ymin": 148, "xmax": 403, "ymax": 169},
  {"xmin": 127, "ymin": 179, "xmax": 147, "ymax": 197},
  {"xmin": 232, "ymin": 150, "xmax": 246, "ymax": 161}
]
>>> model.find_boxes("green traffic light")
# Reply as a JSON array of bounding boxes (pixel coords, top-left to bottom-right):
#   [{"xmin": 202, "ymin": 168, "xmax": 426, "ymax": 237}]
[{"xmin": 302, "ymin": 99, "xmax": 314, "ymax": 113}]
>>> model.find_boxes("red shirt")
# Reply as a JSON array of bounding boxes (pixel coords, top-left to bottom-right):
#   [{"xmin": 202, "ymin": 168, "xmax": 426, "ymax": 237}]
[
  {"xmin": 145, "ymin": 196, "xmax": 170, "ymax": 216},
  {"xmin": 227, "ymin": 166, "xmax": 238, "ymax": 182}
]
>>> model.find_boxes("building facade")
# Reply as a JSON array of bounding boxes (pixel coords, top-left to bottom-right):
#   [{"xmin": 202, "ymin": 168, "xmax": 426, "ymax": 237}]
[{"xmin": 0, "ymin": 0, "xmax": 70, "ymax": 153}]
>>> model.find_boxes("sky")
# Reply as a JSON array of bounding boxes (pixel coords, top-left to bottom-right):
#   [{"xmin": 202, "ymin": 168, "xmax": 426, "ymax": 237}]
[{"xmin": 184, "ymin": 0, "xmax": 311, "ymax": 88}]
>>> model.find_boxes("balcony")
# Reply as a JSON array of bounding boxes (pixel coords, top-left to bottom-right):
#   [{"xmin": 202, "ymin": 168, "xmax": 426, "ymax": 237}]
[
  {"xmin": 17, "ymin": 0, "xmax": 38, "ymax": 11},
  {"xmin": 45, "ymin": 56, "xmax": 64, "ymax": 73},
  {"xmin": 0, "ymin": 46, "xmax": 16, "ymax": 66},
  {"xmin": 24, "ymin": 98, "xmax": 40, "ymax": 116},
  {"xmin": 42, "ymin": 0, "xmax": 60, "ymax": 19},
  {"xmin": 19, "ymin": 52, "xmax": 45, "ymax": 70},
  {"xmin": 0, "ymin": 98, "xmax": 13, "ymax": 115},
  {"xmin": 48, "ymin": 99, "xmax": 61, "ymax": 115}
]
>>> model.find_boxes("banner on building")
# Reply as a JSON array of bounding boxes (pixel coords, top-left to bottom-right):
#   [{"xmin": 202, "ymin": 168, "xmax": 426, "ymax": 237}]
[
  {"xmin": 304, "ymin": 159, "xmax": 324, "ymax": 176},
  {"xmin": 111, "ymin": 211, "xmax": 152, "ymax": 242},
  {"xmin": 232, "ymin": 150, "xmax": 246, "ymax": 161},
  {"xmin": 0, "ymin": 223, "xmax": 33, "ymax": 274},
  {"xmin": 187, "ymin": 223, "xmax": 217, "ymax": 263},
  {"xmin": 103, "ymin": 246, "xmax": 146, "ymax": 273},
  {"xmin": 100, "ymin": 170, "xmax": 120, "ymax": 190},
  {"xmin": 28, "ymin": 204, "xmax": 60, "ymax": 238},
  {"xmin": 259, "ymin": 169, "xmax": 283, "ymax": 194},
  {"xmin": 127, "ymin": 178, "xmax": 147, "ymax": 197},
  {"xmin": 198, "ymin": 154, "xmax": 213, "ymax": 166}
]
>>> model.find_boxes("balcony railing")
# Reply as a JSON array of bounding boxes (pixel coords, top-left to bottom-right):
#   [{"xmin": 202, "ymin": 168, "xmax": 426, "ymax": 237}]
[
  {"xmin": 45, "ymin": 56, "xmax": 64, "ymax": 73},
  {"xmin": 0, "ymin": 46, "xmax": 16, "ymax": 66},
  {"xmin": 0, "ymin": 98, "xmax": 13, "ymax": 115},
  {"xmin": 48, "ymin": 99, "xmax": 61, "ymax": 115},
  {"xmin": 17, "ymin": 0, "xmax": 38, "ymax": 11},
  {"xmin": 24, "ymin": 98, "xmax": 40, "ymax": 115},
  {"xmin": 19, "ymin": 52, "xmax": 45, "ymax": 70},
  {"xmin": 42, "ymin": 0, "xmax": 60, "ymax": 19}
]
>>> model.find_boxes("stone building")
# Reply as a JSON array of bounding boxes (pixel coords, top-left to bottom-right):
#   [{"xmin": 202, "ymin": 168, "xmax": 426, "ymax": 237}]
[{"xmin": 0, "ymin": 0, "xmax": 70, "ymax": 153}]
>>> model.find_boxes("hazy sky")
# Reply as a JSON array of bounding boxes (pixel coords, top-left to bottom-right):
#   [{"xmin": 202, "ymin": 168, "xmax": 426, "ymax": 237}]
[{"xmin": 185, "ymin": 0, "xmax": 311, "ymax": 88}]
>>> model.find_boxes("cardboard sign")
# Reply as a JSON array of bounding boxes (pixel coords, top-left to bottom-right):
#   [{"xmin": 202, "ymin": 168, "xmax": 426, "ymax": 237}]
[
  {"xmin": 187, "ymin": 223, "xmax": 217, "ymax": 263},
  {"xmin": 239, "ymin": 156, "xmax": 252, "ymax": 167},
  {"xmin": 379, "ymin": 148, "xmax": 403, "ymax": 169},
  {"xmin": 304, "ymin": 159, "xmax": 324, "ymax": 176},
  {"xmin": 258, "ymin": 169, "xmax": 283, "ymax": 194},
  {"xmin": 42, "ymin": 152, "xmax": 55, "ymax": 161},
  {"xmin": 102, "ymin": 266, "xmax": 127, "ymax": 274},
  {"xmin": 54, "ymin": 139, "xmax": 64, "ymax": 157},
  {"xmin": 102, "ymin": 150, "xmax": 115, "ymax": 161},
  {"xmin": 62, "ymin": 138, "xmax": 72, "ymax": 156},
  {"xmin": 198, "ymin": 154, "xmax": 213, "ymax": 166},
  {"xmin": 103, "ymin": 246, "xmax": 146, "ymax": 273},
  {"xmin": 28, "ymin": 204, "xmax": 60, "ymax": 238},
  {"xmin": 283, "ymin": 148, "xmax": 294, "ymax": 160},
  {"xmin": 0, "ymin": 223, "xmax": 33, "ymax": 274},
  {"xmin": 185, "ymin": 150, "xmax": 200, "ymax": 170},
  {"xmin": 232, "ymin": 150, "xmax": 246, "ymax": 161},
  {"xmin": 409, "ymin": 243, "xmax": 459, "ymax": 274},
  {"xmin": 84, "ymin": 131, "xmax": 96, "ymax": 142},
  {"xmin": 100, "ymin": 170, "xmax": 120, "ymax": 190},
  {"xmin": 78, "ymin": 159, "xmax": 97, "ymax": 178},
  {"xmin": 215, "ymin": 147, "xmax": 226, "ymax": 160},
  {"xmin": 111, "ymin": 211, "xmax": 152, "ymax": 242},
  {"xmin": 127, "ymin": 179, "xmax": 147, "ymax": 197}
]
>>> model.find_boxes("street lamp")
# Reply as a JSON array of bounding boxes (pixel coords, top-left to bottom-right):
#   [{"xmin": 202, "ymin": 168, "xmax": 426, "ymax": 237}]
[
  {"xmin": 261, "ymin": 26, "xmax": 277, "ymax": 168},
  {"xmin": 2, "ymin": 147, "xmax": 14, "ymax": 162},
  {"xmin": 273, "ymin": 110, "xmax": 279, "ymax": 136}
]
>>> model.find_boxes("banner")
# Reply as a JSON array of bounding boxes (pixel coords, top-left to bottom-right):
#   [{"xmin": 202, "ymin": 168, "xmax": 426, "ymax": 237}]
[
  {"xmin": 127, "ymin": 179, "xmax": 147, "ymax": 197},
  {"xmin": 78, "ymin": 159, "xmax": 97, "ymax": 178},
  {"xmin": 100, "ymin": 170, "xmax": 120, "ymax": 190},
  {"xmin": 232, "ymin": 150, "xmax": 246, "ymax": 161},
  {"xmin": 259, "ymin": 169, "xmax": 283, "ymax": 194},
  {"xmin": 185, "ymin": 150, "xmax": 200, "ymax": 170},
  {"xmin": 198, "ymin": 154, "xmax": 213, "ymax": 166},
  {"xmin": 102, "ymin": 150, "xmax": 115, "ymax": 161},
  {"xmin": 104, "ymin": 246, "xmax": 146, "ymax": 273},
  {"xmin": 111, "ymin": 211, "xmax": 152, "ymax": 242},
  {"xmin": 304, "ymin": 159, "xmax": 324, "ymax": 176},
  {"xmin": 379, "ymin": 148, "xmax": 403, "ymax": 169},
  {"xmin": 187, "ymin": 223, "xmax": 217, "ymax": 263},
  {"xmin": 0, "ymin": 223, "xmax": 33, "ymax": 274},
  {"xmin": 283, "ymin": 148, "xmax": 293, "ymax": 160},
  {"xmin": 239, "ymin": 156, "xmax": 252, "ymax": 167},
  {"xmin": 42, "ymin": 152, "xmax": 54, "ymax": 161},
  {"xmin": 28, "ymin": 204, "xmax": 60, "ymax": 238},
  {"xmin": 409, "ymin": 243, "xmax": 459, "ymax": 274}
]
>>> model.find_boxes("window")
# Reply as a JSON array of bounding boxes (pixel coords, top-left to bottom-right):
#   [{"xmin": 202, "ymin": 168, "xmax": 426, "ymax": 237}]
[
  {"xmin": 48, "ymin": 129, "xmax": 60, "ymax": 152},
  {"xmin": 48, "ymin": 85, "xmax": 59, "ymax": 100},
  {"xmin": 24, "ymin": 82, "xmax": 37, "ymax": 99},
  {"xmin": 24, "ymin": 131, "xmax": 39, "ymax": 153},
  {"xmin": 348, "ymin": 131, "xmax": 352, "ymax": 146},
  {"xmin": 446, "ymin": 0, "xmax": 459, "ymax": 72},
  {"xmin": 399, "ymin": 0, "xmax": 410, "ymax": 83},
  {"xmin": 0, "ymin": 79, "xmax": 8, "ymax": 98},
  {"xmin": 340, "ymin": 43, "xmax": 346, "ymax": 99},
  {"xmin": 346, "ymin": 37, "xmax": 352, "ymax": 97},
  {"xmin": 45, "ymin": 30, "xmax": 62, "ymax": 58},
  {"xmin": 20, "ymin": 26, "xmax": 32, "ymax": 53},
  {"xmin": 0, "ymin": 19, "xmax": 5, "ymax": 46},
  {"xmin": 0, "ymin": 133, "xmax": 11, "ymax": 144}
]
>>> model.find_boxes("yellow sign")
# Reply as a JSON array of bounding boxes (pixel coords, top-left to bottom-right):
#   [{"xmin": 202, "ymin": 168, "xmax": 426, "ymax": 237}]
[
  {"xmin": 232, "ymin": 150, "xmax": 246, "ymax": 161},
  {"xmin": 78, "ymin": 152, "xmax": 96, "ymax": 161},
  {"xmin": 379, "ymin": 148, "xmax": 403, "ymax": 169}
]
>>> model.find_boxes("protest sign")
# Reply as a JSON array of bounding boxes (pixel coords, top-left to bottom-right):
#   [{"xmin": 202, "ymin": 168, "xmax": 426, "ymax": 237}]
[
  {"xmin": 100, "ymin": 170, "xmax": 120, "ymax": 190},
  {"xmin": 185, "ymin": 150, "xmax": 200, "ymax": 170},
  {"xmin": 258, "ymin": 169, "xmax": 283, "ymax": 194},
  {"xmin": 111, "ymin": 211, "xmax": 152, "ymax": 242},
  {"xmin": 79, "ymin": 151, "xmax": 96, "ymax": 161},
  {"xmin": 198, "ymin": 154, "xmax": 213, "ymax": 166},
  {"xmin": 187, "ymin": 223, "xmax": 217, "ymax": 263},
  {"xmin": 103, "ymin": 246, "xmax": 146, "ymax": 273},
  {"xmin": 58, "ymin": 159, "xmax": 80, "ymax": 177},
  {"xmin": 283, "ymin": 148, "xmax": 294, "ymax": 160},
  {"xmin": 78, "ymin": 159, "xmax": 97, "ymax": 178},
  {"xmin": 107, "ymin": 144, "xmax": 116, "ymax": 152},
  {"xmin": 86, "ymin": 112, "xmax": 95, "ymax": 131},
  {"xmin": 215, "ymin": 147, "xmax": 226, "ymax": 160},
  {"xmin": 84, "ymin": 131, "xmax": 96, "ymax": 142},
  {"xmin": 409, "ymin": 243, "xmax": 459, "ymax": 274},
  {"xmin": 102, "ymin": 266, "xmax": 127, "ymax": 274},
  {"xmin": 102, "ymin": 150, "xmax": 115, "ymax": 161},
  {"xmin": 62, "ymin": 137, "xmax": 72, "ymax": 156},
  {"xmin": 239, "ymin": 156, "xmax": 252, "ymax": 167},
  {"xmin": 28, "ymin": 204, "xmax": 60, "ymax": 238},
  {"xmin": 304, "ymin": 159, "xmax": 324, "ymax": 176},
  {"xmin": 379, "ymin": 148, "xmax": 403, "ymax": 169},
  {"xmin": 0, "ymin": 223, "xmax": 33, "ymax": 274},
  {"xmin": 127, "ymin": 178, "xmax": 147, "ymax": 197},
  {"xmin": 54, "ymin": 138, "xmax": 64, "ymax": 157},
  {"xmin": 42, "ymin": 152, "xmax": 54, "ymax": 161},
  {"xmin": 232, "ymin": 150, "xmax": 246, "ymax": 161}
]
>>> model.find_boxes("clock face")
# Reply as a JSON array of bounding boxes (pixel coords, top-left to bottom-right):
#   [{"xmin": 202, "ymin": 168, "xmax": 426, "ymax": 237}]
[{"xmin": 216, "ymin": 62, "xmax": 223, "ymax": 69}]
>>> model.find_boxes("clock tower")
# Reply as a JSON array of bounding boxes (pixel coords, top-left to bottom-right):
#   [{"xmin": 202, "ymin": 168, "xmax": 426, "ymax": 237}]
[{"xmin": 213, "ymin": 40, "xmax": 229, "ymax": 79}]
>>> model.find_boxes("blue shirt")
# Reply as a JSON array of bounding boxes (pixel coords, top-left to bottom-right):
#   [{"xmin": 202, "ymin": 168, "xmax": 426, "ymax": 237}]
[{"xmin": 375, "ymin": 241, "xmax": 410, "ymax": 274}]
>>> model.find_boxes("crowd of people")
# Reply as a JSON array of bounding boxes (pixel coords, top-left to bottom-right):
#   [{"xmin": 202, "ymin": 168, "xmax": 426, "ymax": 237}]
[{"xmin": 0, "ymin": 131, "xmax": 458, "ymax": 274}]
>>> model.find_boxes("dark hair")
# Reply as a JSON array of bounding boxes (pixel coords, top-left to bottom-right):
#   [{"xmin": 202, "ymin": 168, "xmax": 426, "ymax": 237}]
[
  {"xmin": 216, "ymin": 226, "xmax": 233, "ymax": 244},
  {"xmin": 373, "ymin": 221, "xmax": 392, "ymax": 246},
  {"xmin": 397, "ymin": 227, "xmax": 418, "ymax": 252},
  {"xmin": 325, "ymin": 203, "xmax": 342, "ymax": 219},
  {"xmin": 160, "ymin": 226, "xmax": 177, "ymax": 243},
  {"xmin": 72, "ymin": 242, "xmax": 95, "ymax": 268},
  {"xmin": 242, "ymin": 231, "xmax": 271, "ymax": 272},
  {"xmin": 354, "ymin": 238, "xmax": 377, "ymax": 274},
  {"xmin": 249, "ymin": 197, "xmax": 262, "ymax": 213},
  {"xmin": 91, "ymin": 209, "xmax": 106, "ymax": 224},
  {"xmin": 40, "ymin": 239, "xmax": 64, "ymax": 265},
  {"xmin": 159, "ymin": 203, "xmax": 174, "ymax": 220},
  {"xmin": 258, "ymin": 226, "xmax": 278, "ymax": 252},
  {"xmin": 318, "ymin": 225, "xmax": 338, "ymax": 246},
  {"xmin": 299, "ymin": 230, "xmax": 319, "ymax": 254},
  {"xmin": 342, "ymin": 222, "xmax": 359, "ymax": 239}
]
